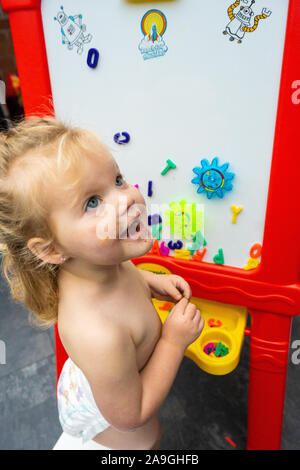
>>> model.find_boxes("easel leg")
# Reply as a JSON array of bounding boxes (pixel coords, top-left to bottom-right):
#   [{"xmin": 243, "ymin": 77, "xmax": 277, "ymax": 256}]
[{"xmin": 247, "ymin": 310, "xmax": 292, "ymax": 449}]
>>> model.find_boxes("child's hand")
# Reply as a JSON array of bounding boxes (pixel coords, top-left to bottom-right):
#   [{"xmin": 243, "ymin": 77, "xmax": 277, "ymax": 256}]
[
  {"xmin": 150, "ymin": 274, "xmax": 192, "ymax": 303},
  {"xmin": 161, "ymin": 297, "xmax": 204, "ymax": 352}
]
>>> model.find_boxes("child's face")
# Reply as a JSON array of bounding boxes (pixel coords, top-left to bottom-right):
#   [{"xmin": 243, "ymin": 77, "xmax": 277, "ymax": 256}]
[{"xmin": 49, "ymin": 142, "xmax": 153, "ymax": 266}]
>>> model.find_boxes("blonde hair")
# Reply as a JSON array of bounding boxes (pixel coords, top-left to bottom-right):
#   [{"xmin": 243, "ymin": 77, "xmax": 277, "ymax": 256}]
[{"xmin": 0, "ymin": 115, "xmax": 101, "ymax": 329}]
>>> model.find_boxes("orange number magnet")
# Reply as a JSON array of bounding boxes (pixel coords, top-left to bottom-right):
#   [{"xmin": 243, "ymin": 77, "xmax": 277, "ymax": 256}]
[{"xmin": 208, "ymin": 318, "xmax": 222, "ymax": 328}]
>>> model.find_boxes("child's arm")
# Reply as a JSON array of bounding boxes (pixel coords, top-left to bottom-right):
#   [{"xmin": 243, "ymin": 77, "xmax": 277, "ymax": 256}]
[
  {"xmin": 138, "ymin": 268, "xmax": 158, "ymax": 292},
  {"xmin": 78, "ymin": 322, "xmax": 184, "ymax": 431},
  {"xmin": 138, "ymin": 268, "xmax": 192, "ymax": 302},
  {"xmin": 137, "ymin": 337, "xmax": 185, "ymax": 426},
  {"xmin": 79, "ymin": 298, "xmax": 203, "ymax": 431}
]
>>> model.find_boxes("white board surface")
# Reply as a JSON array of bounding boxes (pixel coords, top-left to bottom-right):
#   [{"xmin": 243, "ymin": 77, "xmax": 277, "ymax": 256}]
[{"xmin": 41, "ymin": 0, "xmax": 289, "ymax": 268}]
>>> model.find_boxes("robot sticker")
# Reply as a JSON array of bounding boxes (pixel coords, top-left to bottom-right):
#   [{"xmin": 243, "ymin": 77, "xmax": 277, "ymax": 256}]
[
  {"xmin": 54, "ymin": 5, "xmax": 92, "ymax": 55},
  {"xmin": 138, "ymin": 10, "xmax": 168, "ymax": 60},
  {"xmin": 223, "ymin": 0, "xmax": 272, "ymax": 43}
]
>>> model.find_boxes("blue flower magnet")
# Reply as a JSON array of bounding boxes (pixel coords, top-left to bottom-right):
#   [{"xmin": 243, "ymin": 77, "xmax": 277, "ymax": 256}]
[{"xmin": 191, "ymin": 157, "xmax": 235, "ymax": 199}]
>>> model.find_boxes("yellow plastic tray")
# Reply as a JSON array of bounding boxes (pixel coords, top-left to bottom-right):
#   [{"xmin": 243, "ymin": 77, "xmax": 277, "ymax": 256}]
[{"xmin": 153, "ymin": 297, "xmax": 248, "ymax": 375}]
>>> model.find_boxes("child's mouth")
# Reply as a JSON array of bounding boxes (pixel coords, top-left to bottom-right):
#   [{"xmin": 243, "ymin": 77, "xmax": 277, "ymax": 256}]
[
  {"xmin": 132, "ymin": 222, "xmax": 140, "ymax": 234},
  {"xmin": 121, "ymin": 220, "xmax": 145, "ymax": 239},
  {"xmin": 127, "ymin": 221, "xmax": 141, "ymax": 238}
]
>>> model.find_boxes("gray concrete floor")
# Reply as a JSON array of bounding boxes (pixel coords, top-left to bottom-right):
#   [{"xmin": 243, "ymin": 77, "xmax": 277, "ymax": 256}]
[{"xmin": 0, "ymin": 274, "xmax": 299, "ymax": 450}]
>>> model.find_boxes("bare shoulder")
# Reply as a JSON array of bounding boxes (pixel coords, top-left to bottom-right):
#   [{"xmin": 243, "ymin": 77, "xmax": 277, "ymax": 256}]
[{"xmin": 58, "ymin": 303, "xmax": 132, "ymax": 373}]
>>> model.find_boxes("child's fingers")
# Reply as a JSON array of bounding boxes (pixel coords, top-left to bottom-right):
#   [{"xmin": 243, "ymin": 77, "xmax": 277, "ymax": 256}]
[
  {"xmin": 172, "ymin": 296, "xmax": 188, "ymax": 313},
  {"xmin": 198, "ymin": 316, "xmax": 205, "ymax": 333},
  {"xmin": 169, "ymin": 283, "xmax": 184, "ymax": 301},
  {"xmin": 192, "ymin": 309, "xmax": 201, "ymax": 321},
  {"xmin": 174, "ymin": 277, "xmax": 192, "ymax": 299},
  {"xmin": 184, "ymin": 302, "xmax": 197, "ymax": 317}
]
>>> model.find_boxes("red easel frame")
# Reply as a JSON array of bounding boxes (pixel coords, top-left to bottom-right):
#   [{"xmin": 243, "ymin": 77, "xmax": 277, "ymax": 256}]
[{"xmin": 2, "ymin": 0, "xmax": 300, "ymax": 450}]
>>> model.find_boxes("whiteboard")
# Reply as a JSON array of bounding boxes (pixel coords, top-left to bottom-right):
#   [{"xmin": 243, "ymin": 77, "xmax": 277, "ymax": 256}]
[{"xmin": 41, "ymin": 0, "xmax": 289, "ymax": 268}]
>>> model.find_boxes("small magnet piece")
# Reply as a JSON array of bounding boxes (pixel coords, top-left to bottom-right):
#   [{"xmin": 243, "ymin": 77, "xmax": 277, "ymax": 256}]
[
  {"xmin": 170, "ymin": 210, "xmax": 175, "ymax": 234},
  {"xmin": 87, "ymin": 48, "xmax": 100, "ymax": 68},
  {"xmin": 174, "ymin": 249, "xmax": 191, "ymax": 260},
  {"xmin": 225, "ymin": 436, "xmax": 237, "ymax": 448},
  {"xmin": 152, "ymin": 224, "xmax": 162, "ymax": 240},
  {"xmin": 149, "ymin": 239, "xmax": 161, "ymax": 256},
  {"xmin": 148, "ymin": 214, "xmax": 162, "ymax": 225},
  {"xmin": 159, "ymin": 302, "xmax": 173, "ymax": 311},
  {"xmin": 161, "ymin": 159, "xmax": 176, "ymax": 175},
  {"xmin": 243, "ymin": 257, "xmax": 259, "ymax": 270},
  {"xmin": 159, "ymin": 241, "xmax": 170, "ymax": 256},
  {"xmin": 191, "ymin": 247, "xmax": 207, "ymax": 262},
  {"xmin": 250, "ymin": 243, "xmax": 262, "ymax": 259},
  {"xmin": 192, "ymin": 157, "xmax": 234, "ymax": 199},
  {"xmin": 214, "ymin": 342, "xmax": 229, "ymax": 357},
  {"xmin": 114, "ymin": 132, "xmax": 130, "ymax": 144},
  {"xmin": 192, "ymin": 203, "xmax": 196, "ymax": 232},
  {"xmin": 208, "ymin": 318, "xmax": 222, "ymax": 328},
  {"xmin": 168, "ymin": 240, "xmax": 183, "ymax": 250},
  {"xmin": 231, "ymin": 205, "xmax": 243, "ymax": 223},
  {"xmin": 204, "ymin": 342, "xmax": 216, "ymax": 355},
  {"xmin": 213, "ymin": 248, "xmax": 224, "ymax": 265},
  {"xmin": 193, "ymin": 231, "xmax": 207, "ymax": 246},
  {"xmin": 187, "ymin": 230, "xmax": 206, "ymax": 252},
  {"xmin": 148, "ymin": 181, "xmax": 153, "ymax": 197}
]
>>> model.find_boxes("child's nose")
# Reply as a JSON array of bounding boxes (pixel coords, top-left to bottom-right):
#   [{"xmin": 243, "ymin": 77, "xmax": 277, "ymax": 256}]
[
  {"xmin": 127, "ymin": 195, "xmax": 140, "ymax": 217},
  {"xmin": 117, "ymin": 192, "xmax": 135, "ymax": 215},
  {"xmin": 124, "ymin": 195, "xmax": 143, "ymax": 221}
]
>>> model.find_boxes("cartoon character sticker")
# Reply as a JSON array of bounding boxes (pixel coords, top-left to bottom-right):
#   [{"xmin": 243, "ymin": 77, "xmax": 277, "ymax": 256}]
[
  {"xmin": 223, "ymin": 0, "xmax": 271, "ymax": 43},
  {"xmin": 139, "ymin": 10, "xmax": 168, "ymax": 60},
  {"xmin": 54, "ymin": 5, "xmax": 92, "ymax": 54}
]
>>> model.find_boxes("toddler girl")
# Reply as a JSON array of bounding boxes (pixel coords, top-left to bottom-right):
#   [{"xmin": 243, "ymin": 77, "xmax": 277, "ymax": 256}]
[{"xmin": 0, "ymin": 116, "xmax": 204, "ymax": 450}]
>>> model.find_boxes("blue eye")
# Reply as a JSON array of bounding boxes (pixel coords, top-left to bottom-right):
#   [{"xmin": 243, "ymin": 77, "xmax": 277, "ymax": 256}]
[
  {"xmin": 116, "ymin": 175, "xmax": 124, "ymax": 187},
  {"xmin": 86, "ymin": 196, "xmax": 101, "ymax": 211}
]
